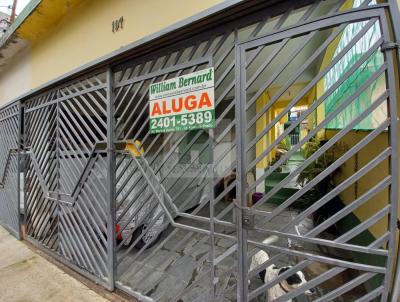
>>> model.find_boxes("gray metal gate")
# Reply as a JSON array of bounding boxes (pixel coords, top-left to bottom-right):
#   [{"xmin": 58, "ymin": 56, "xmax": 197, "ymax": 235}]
[
  {"xmin": 111, "ymin": 1, "xmax": 400, "ymax": 301},
  {"xmin": 112, "ymin": 40, "xmax": 235, "ymax": 301},
  {"xmin": 237, "ymin": 6, "xmax": 399, "ymax": 302},
  {"xmin": 0, "ymin": 102, "xmax": 21, "ymax": 239},
  {"xmin": 23, "ymin": 71, "xmax": 114, "ymax": 288},
  {"xmin": 1, "ymin": 0, "xmax": 397, "ymax": 301}
]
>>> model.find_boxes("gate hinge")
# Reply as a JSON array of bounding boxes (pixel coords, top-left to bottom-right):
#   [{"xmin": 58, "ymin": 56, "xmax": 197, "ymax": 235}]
[
  {"xmin": 233, "ymin": 199, "xmax": 255, "ymax": 230},
  {"xmin": 381, "ymin": 41, "xmax": 400, "ymax": 52}
]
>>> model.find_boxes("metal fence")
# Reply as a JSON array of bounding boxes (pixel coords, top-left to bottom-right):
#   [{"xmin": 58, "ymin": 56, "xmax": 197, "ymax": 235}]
[
  {"xmin": 237, "ymin": 7, "xmax": 398, "ymax": 301},
  {"xmin": 0, "ymin": 0, "xmax": 400, "ymax": 301},
  {"xmin": 0, "ymin": 102, "xmax": 21, "ymax": 239},
  {"xmin": 23, "ymin": 72, "xmax": 113, "ymax": 288}
]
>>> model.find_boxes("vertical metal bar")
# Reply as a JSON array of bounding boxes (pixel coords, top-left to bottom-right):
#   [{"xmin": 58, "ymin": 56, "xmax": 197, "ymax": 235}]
[
  {"xmin": 17, "ymin": 102, "xmax": 22, "ymax": 240},
  {"xmin": 22, "ymin": 103, "xmax": 28, "ymax": 237},
  {"xmin": 386, "ymin": 4, "xmax": 400, "ymax": 301},
  {"xmin": 387, "ymin": 0, "xmax": 400, "ymax": 61},
  {"xmin": 235, "ymin": 40, "xmax": 248, "ymax": 301},
  {"xmin": 208, "ymin": 59, "xmax": 216, "ymax": 300},
  {"xmin": 379, "ymin": 10, "xmax": 400, "ymax": 302},
  {"xmin": 56, "ymin": 90, "xmax": 61, "ymax": 253},
  {"xmin": 106, "ymin": 67, "xmax": 116, "ymax": 291}
]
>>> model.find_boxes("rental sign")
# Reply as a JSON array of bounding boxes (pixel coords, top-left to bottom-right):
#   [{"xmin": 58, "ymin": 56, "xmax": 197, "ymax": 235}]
[{"xmin": 149, "ymin": 67, "xmax": 215, "ymax": 134}]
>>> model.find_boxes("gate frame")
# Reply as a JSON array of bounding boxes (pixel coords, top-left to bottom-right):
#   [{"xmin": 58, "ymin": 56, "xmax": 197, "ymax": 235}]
[
  {"xmin": 235, "ymin": 6, "xmax": 399, "ymax": 302},
  {"xmin": 0, "ymin": 1, "xmax": 398, "ymax": 301},
  {"xmin": 386, "ymin": 1, "xmax": 400, "ymax": 301},
  {"xmin": 22, "ymin": 69, "xmax": 115, "ymax": 290},
  {"xmin": 106, "ymin": 67, "xmax": 116, "ymax": 291},
  {"xmin": 0, "ymin": 101, "xmax": 22, "ymax": 240},
  {"xmin": 17, "ymin": 101, "xmax": 22, "ymax": 240}
]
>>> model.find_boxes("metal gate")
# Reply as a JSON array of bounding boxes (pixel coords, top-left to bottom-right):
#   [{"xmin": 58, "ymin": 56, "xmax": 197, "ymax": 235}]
[
  {"xmin": 23, "ymin": 71, "xmax": 114, "ymax": 288},
  {"xmin": 111, "ymin": 1, "xmax": 400, "ymax": 301},
  {"xmin": 112, "ymin": 38, "xmax": 238, "ymax": 301},
  {"xmin": 1, "ymin": 0, "xmax": 397, "ymax": 301},
  {"xmin": 0, "ymin": 102, "xmax": 21, "ymax": 239},
  {"xmin": 237, "ymin": 6, "xmax": 398, "ymax": 302}
]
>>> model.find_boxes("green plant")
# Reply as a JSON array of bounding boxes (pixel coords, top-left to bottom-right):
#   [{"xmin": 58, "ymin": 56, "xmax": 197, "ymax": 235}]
[
  {"xmin": 278, "ymin": 136, "xmax": 291, "ymax": 151},
  {"xmin": 295, "ymin": 138, "xmax": 348, "ymax": 235},
  {"xmin": 269, "ymin": 156, "xmax": 283, "ymax": 172},
  {"xmin": 296, "ymin": 138, "xmax": 346, "ymax": 208},
  {"xmin": 297, "ymin": 138, "xmax": 334, "ymax": 187}
]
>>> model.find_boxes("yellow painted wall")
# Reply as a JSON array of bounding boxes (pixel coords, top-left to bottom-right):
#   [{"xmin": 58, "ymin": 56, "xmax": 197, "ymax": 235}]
[
  {"xmin": 314, "ymin": 24, "xmax": 397, "ymax": 241},
  {"xmin": 323, "ymin": 130, "xmax": 390, "ymax": 238},
  {"xmin": 0, "ymin": 46, "xmax": 31, "ymax": 104},
  {"xmin": 254, "ymin": 90, "xmax": 310, "ymax": 169},
  {"xmin": 256, "ymin": 93, "xmax": 273, "ymax": 168},
  {"xmin": 312, "ymin": 0, "xmax": 400, "ymax": 286},
  {"xmin": 28, "ymin": 0, "xmax": 224, "ymax": 88},
  {"xmin": 0, "ymin": 0, "xmax": 224, "ymax": 105}
]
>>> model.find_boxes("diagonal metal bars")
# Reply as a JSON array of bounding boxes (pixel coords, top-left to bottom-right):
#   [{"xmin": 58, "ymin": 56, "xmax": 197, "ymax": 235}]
[
  {"xmin": 24, "ymin": 72, "xmax": 112, "ymax": 288},
  {"xmin": 1, "ymin": 1, "xmax": 398, "ymax": 302},
  {"xmin": 239, "ymin": 6, "xmax": 398, "ymax": 302},
  {"xmin": 0, "ymin": 103, "xmax": 21, "ymax": 239}
]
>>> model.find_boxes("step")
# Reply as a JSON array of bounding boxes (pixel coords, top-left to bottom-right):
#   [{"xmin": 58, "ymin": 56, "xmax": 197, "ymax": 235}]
[
  {"xmin": 265, "ymin": 171, "xmax": 289, "ymax": 183},
  {"xmin": 264, "ymin": 186, "xmax": 299, "ymax": 205},
  {"xmin": 265, "ymin": 172, "xmax": 300, "ymax": 190}
]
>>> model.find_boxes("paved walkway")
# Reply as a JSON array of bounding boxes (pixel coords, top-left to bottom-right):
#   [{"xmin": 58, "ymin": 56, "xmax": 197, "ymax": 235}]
[{"xmin": 0, "ymin": 226, "xmax": 109, "ymax": 302}]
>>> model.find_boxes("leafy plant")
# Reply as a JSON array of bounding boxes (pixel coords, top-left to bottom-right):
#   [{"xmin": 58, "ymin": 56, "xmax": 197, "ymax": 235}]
[
  {"xmin": 271, "ymin": 136, "xmax": 292, "ymax": 171},
  {"xmin": 296, "ymin": 138, "xmax": 346, "ymax": 208},
  {"xmin": 278, "ymin": 136, "xmax": 291, "ymax": 151},
  {"xmin": 269, "ymin": 156, "xmax": 283, "ymax": 172},
  {"xmin": 297, "ymin": 138, "xmax": 334, "ymax": 188}
]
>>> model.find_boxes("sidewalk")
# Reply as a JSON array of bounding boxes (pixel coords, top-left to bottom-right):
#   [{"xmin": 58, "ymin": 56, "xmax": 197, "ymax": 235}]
[{"xmin": 0, "ymin": 226, "xmax": 109, "ymax": 302}]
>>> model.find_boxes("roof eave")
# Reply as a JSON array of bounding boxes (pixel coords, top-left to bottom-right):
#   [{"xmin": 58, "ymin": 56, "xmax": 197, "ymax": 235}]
[{"xmin": 0, "ymin": 0, "xmax": 41, "ymax": 51}]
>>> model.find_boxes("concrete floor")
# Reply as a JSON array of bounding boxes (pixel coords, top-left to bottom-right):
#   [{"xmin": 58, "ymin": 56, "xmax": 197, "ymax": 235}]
[
  {"xmin": 116, "ymin": 203, "xmax": 306, "ymax": 302},
  {"xmin": 115, "ymin": 201, "xmax": 367, "ymax": 301},
  {"xmin": 0, "ymin": 226, "xmax": 109, "ymax": 302}
]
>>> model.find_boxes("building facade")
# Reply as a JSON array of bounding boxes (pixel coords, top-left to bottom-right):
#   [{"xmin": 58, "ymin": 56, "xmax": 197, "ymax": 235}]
[
  {"xmin": 0, "ymin": 11, "xmax": 10, "ymax": 38},
  {"xmin": 0, "ymin": 0, "xmax": 399, "ymax": 301}
]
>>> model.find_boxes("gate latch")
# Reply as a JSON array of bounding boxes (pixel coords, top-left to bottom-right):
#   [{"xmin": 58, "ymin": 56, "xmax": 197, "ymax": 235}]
[
  {"xmin": 242, "ymin": 208, "xmax": 255, "ymax": 230},
  {"xmin": 381, "ymin": 41, "xmax": 400, "ymax": 52},
  {"xmin": 233, "ymin": 199, "xmax": 255, "ymax": 230}
]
